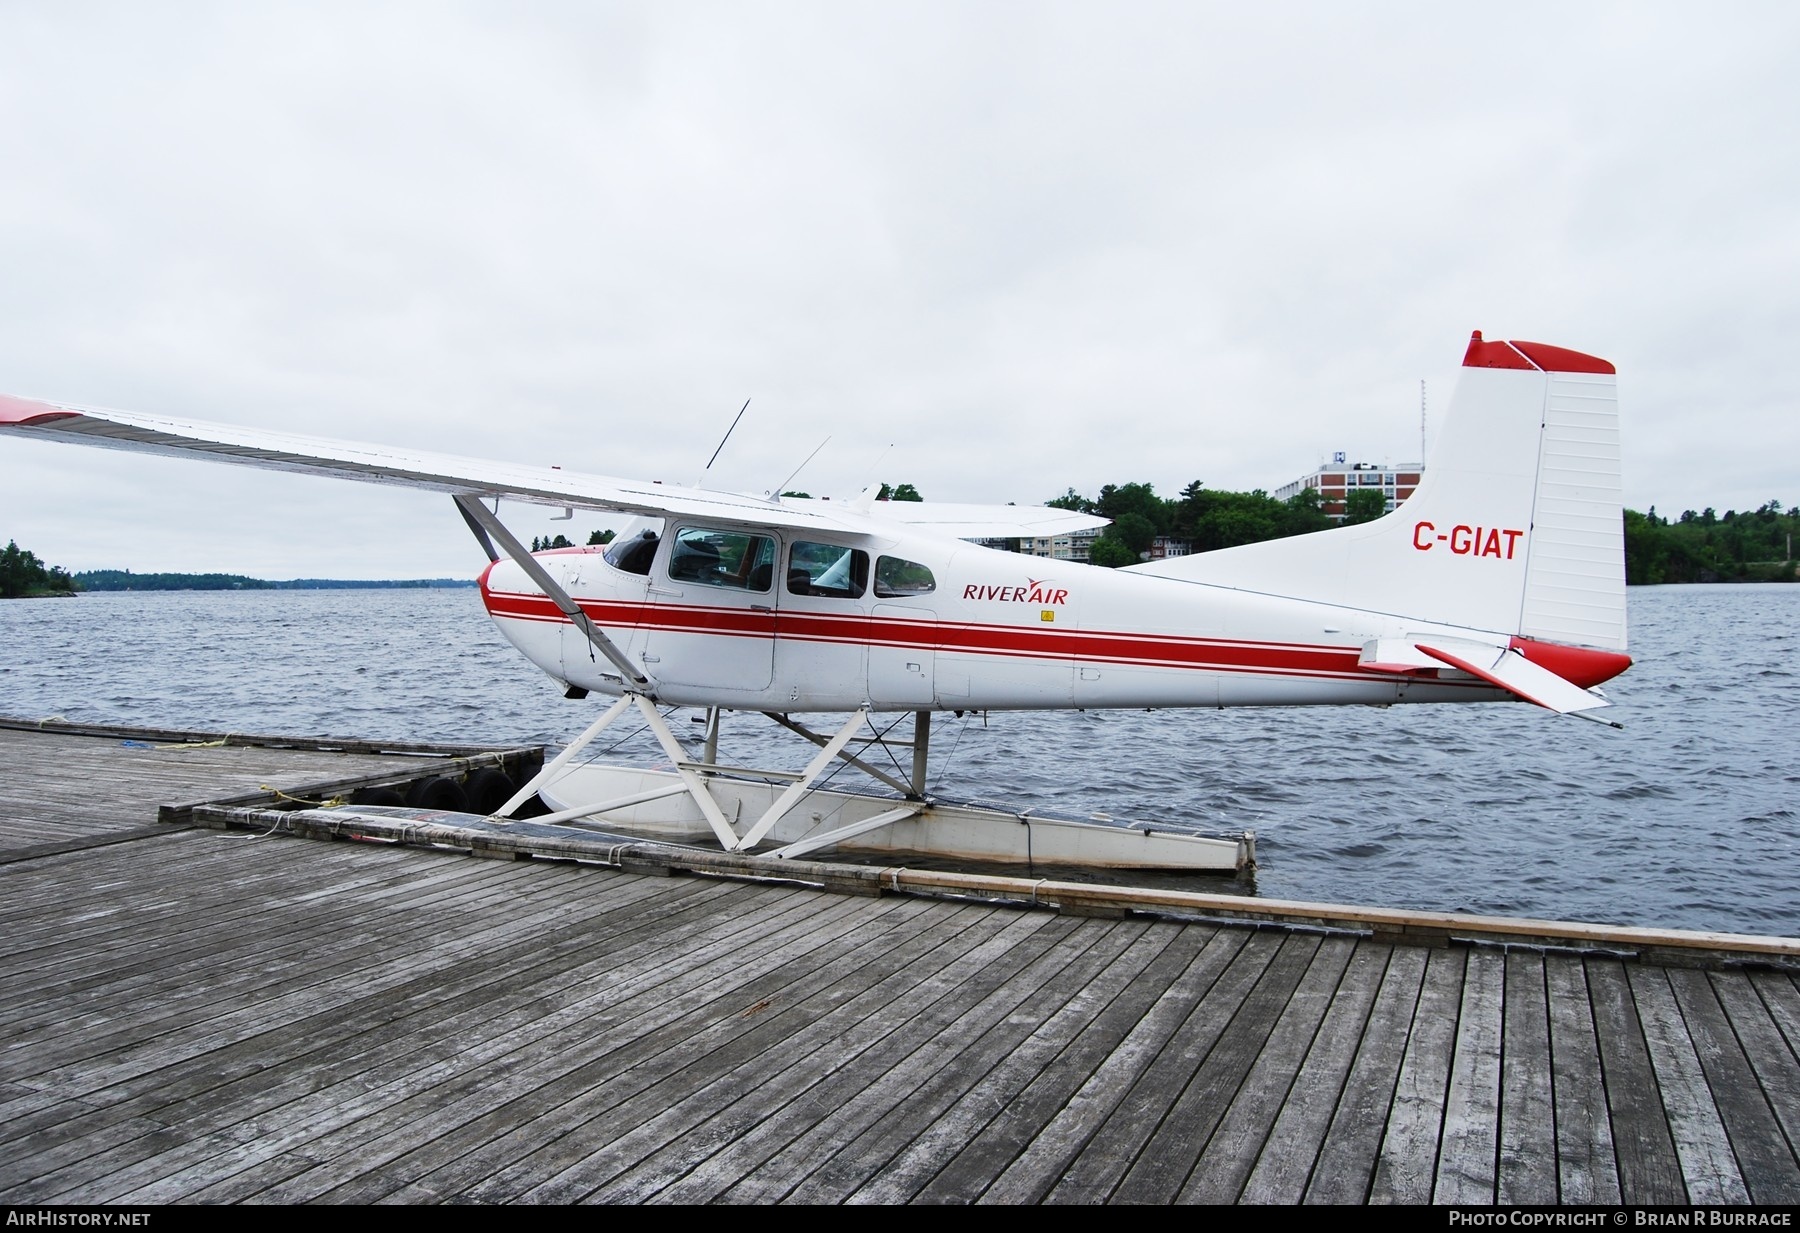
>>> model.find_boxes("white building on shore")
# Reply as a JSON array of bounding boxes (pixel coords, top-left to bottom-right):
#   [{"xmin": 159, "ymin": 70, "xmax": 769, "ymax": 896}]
[{"xmin": 1273, "ymin": 455, "xmax": 1422, "ymax": 521}]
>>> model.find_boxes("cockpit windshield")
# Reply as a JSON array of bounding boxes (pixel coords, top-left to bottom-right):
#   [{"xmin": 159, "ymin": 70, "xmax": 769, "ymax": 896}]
[{"xmin": 604, "ymin": 527, "xmax": 660, "ymax": 575}]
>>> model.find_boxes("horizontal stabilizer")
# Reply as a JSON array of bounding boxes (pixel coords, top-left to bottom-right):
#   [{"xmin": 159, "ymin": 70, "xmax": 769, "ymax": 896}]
[{"xmin": 1408, "ymin": 639, "xmax": 1612, "ymax": 714}]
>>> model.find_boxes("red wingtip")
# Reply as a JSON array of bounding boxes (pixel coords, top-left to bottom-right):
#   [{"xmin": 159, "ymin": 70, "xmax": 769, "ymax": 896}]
[{"xmin": 0, "ymin": 393, "xmax": 82, "ymax": 426}]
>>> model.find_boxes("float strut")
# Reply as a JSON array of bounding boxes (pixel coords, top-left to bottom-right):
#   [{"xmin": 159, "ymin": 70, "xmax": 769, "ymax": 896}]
[
  {"xmin": 735, "ymin": 708, "xmax": 870, "ymax": 851},
  {"xmin": 911, "ymin": 710, "xmax": 931, "ymax": 798},
  {"xmin": 493, "ymin": 694, "xmax": 634, "ymax": 818}
]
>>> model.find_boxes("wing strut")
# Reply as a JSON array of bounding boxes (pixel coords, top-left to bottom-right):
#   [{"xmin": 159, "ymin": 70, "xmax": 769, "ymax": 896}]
[{"xmin": 452, "ymin": 494, "xmax": 652, "ymax": 691}]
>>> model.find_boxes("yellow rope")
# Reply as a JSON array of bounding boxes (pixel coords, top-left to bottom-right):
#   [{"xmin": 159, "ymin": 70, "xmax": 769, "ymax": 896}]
[{"xmin": 260, "ymin": 785, "xmax": 346, "ymax": 808}]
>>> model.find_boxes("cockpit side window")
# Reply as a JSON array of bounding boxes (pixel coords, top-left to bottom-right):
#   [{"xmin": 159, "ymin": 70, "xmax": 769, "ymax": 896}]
[
  {"xmin": 604, "ymin": 529, "xmax": 659, "ymax": 576},
  {"xmin": 874, "ymin": 555, "xmax": 936, "ymax": 597},
  {"xmin": 667, "ymin": 527, "xmax": 775, "ymax": 591},
  {"xmin": 788, "ymin": 542, "xmax": 868, "ymax": 599}
]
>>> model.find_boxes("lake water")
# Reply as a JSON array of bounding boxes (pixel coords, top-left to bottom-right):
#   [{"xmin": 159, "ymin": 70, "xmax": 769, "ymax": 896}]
[{"xmin": 2, "ymin": 584, "xmax": 1795, "ymax": 936}]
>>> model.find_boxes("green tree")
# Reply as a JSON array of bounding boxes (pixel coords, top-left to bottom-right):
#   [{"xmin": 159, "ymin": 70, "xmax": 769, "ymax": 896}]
[
  {"xmin": 877, "ymin": 482, "xmax": 923, "ymax": 502},
  {"xmin": 1087, "ymin": 536, "xmax": 1140, "ymax": 568},
  {"xmin": 1, "ymin": 540, "xmax": 77, "ymax": 598},
  {"xmin": 1109, "ymin": 512, "xmax": 1156, "ymax": 556},
  {"xmin": 586, "ymin": 529, "xmax": 616, "ymax": 546},
  {"xmin": 1342, "ymin": 489, "xmax": 1389, "ymax": 525},
  {"xmin": 1096, "ymin": 482, "xmax": 1170, "ymax": 533},
  {"xmin": 1046, "ymin": 488, "xmax": 1094, "ymax": 513}
]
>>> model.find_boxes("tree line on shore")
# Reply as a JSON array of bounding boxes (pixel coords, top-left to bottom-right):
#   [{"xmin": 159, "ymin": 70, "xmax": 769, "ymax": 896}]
[
  {"xmin": 1048, "ymin": 482, "xmax": 1798, "ymax": 583},
  {"xmin": 1046, "ymin": 481, "xmax": 1387, "ymax": 567},
  {"xmin": 1624, "ymin": 501, "xmax": 1800, "ymax": 584}
]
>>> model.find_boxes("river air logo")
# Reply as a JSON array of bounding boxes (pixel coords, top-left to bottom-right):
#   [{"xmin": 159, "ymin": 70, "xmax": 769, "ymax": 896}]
[{"xmin": 962, "ymin": 578, "xmax": 1070, "ymax": 605}]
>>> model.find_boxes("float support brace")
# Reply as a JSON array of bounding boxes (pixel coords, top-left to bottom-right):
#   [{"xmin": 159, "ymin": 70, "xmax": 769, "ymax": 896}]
[
  {"xmin": 632, "ymin": 694, "xmax": 742, "ymax": 850},
  {"xmin": 760, "ymin": 712, "xmax": 913, "ymax": 796},
  {"xmin": 736, "ymin": 708, "xmax": 870, "ymax": 851},
  {"xmin": 493, "ymin": 694, "xmax": 634, "ymax": 818},
  {"xmin": 766, "ymin": 802, "xmax": 926, "ymax": 861}
]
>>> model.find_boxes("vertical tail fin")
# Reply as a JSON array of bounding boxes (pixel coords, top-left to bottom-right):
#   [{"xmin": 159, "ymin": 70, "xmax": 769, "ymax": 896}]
[{"xmin": 1129, "ymin": 332, "xmax": 1627, "ymax": 651}]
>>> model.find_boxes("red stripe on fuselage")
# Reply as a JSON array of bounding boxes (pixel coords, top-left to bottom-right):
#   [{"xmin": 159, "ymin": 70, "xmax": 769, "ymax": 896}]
[{"xmin": 481, "ymin": 588, "xmax": 1422, "ymax": 683}]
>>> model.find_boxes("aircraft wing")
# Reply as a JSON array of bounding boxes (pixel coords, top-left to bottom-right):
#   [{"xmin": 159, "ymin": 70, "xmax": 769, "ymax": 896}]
[
  {"xmin": 2, "ymin": 392, "xmax": 1112, "ymax": 541},
  {"xmin": 0, "ymin": 393, "xmax": 858, "ymax": 533}
]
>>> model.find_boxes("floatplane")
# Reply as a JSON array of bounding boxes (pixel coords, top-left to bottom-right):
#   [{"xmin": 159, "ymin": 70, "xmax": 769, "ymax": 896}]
[{"xmin": 0, "ymin": 331, "xmax": 1630, "ymax": 873}]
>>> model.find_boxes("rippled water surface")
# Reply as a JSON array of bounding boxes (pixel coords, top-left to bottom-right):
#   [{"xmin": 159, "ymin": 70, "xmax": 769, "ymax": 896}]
[{"xmin": 3, "ymin": 585, "xmax": 1796, "ymax": 935}]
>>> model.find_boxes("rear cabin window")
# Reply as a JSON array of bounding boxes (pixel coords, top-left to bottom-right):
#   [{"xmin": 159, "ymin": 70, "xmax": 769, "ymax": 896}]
[
  {"xmin": 667, "ymin": 527, "xmax": 775, "ymax": 591},
  {"xmin": 874, "ymin": 555, "xmax": 936, "ymax": 597},
  {"xmin": 788, "ymin": 542, "xmax": 868, "ymax": 599}
]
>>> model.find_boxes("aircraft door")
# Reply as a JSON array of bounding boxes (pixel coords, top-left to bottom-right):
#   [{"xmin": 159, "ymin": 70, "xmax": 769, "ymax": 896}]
[
  {"xmin": 640, "ymin": 525, "xmax": 778, "ymax": 697},
  {"xmin": 774, "ymin": 539, "xmax": 872, "ymax": 710},
  {"xmin": 866, "ymin": 553, "xmax": 938, "ymax": 708}
]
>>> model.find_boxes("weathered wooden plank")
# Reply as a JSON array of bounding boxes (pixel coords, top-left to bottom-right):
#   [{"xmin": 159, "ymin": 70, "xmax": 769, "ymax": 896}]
[
  {"xmin": 916, "ymin": 924, "xmax": 1206, "ymax": 1205},
  {"xmin": 972, "ymin": 926, "xmax": 1245, "ymax": 1205},
  {"xmin": 103, "ymin": 877, "xmax": 818, "ymax": 1204},
  {"xmin": 459, "ymin": 906, "xmax": 1067, "ymax": 1206},
  {"xmin": 0, "ymin": 726, "xmax": 481, "ymax": 851},
  {"xmin": 1302, "ymin": 945, "xmax": 1428, "ymax": 1203},
  {"xmin": 1496, "ymin": 949, "xmax": 1557, "ymax": 1205},
  {"xmin": 1542, "ymin": 955, "xmax": 1621, "ymax": 1203},
  {"xmin": 1753, "ymin": 972, "xmax": 1800, "ymax": 1063},
  {"xmin": 763, "ymin": 917, "xmax": 1128, "ymax": 1205},
  {"xmin": 2, "ymin": 846, "xmax": 601, "ymax": 1086},
  {"xmin": 1433, "ymin": 946, "xmax": 1505, "ymax": 1204},
  {"xmin": 562, "ymin": 916, "xmax": 1143, "ymax": 1206},
  {"xmin": 1236, "ymin": 942, "xmax": 1391, "ymax": 1204},
  {"xmin": 1083, "ymin": 930, "xmax": 1327, "ymax": 1202},
  {"xmin": 1627, "ymin": 964, "xmax": 1747, "ymax": 1203},
  {"xmin": 1087, "ymin": 928, "xmax": 1332, "ymax": 1195},
  {"xmin": 390, "ymin": 895, "xmax": 974, "ymax": 1206},
  {"xmin": 456, "ymin": 896, "xmax": 1000, "ymax": 1203},
  {"xmin": 7, "ymin": 859, "xmax": 736, "ymax": 1200},
  {"xmin": 844, "ymin": 921, "xmax": 1166, "ymax": 1204},
  {"xmin": 1666, "ymin": 968, "xmax": 1800, "ymax": 1203},
  {"xmin": 37, "ymin": 873, "xmax": 745, "ymax": 1202},
  {"xmin": 1368, "ymin": 946, "xmax": 1467, "ymax": 1204},
  {"xmin": 1042, "ymin": 928, "xmax": 1279, "ymax": 1203},
  {"xmin": 662, "ymin": 907, "xmax": 1096, "ymax": 1206},
  {"xmin": 169, "ymin": 884, "xmax": 886, "ymax": 1204},
  {"xmin": 0, "ymin": 841, "xmax": 532, "ymax": 1031},
  {"xmin": 1721, "ymin": 973, "xmax": 1800, "ymax": 1170},
  {"xmin": 0, "ymin": 844, "xmax": 547, "ymax": 1125},
  {"xmin": 1586, "ymin": 959, "xmax": 1687, "ymax": 1203},
  {"xmin": 577, "ymin": 901, "xmax": 1067, "ymax": 1205},
  {"xmin": 1179, "ymin": 935, "xmax": 1358, "ymax": 1203}
]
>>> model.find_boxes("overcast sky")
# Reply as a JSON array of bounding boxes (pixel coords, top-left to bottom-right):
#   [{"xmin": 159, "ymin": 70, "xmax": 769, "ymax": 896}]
[{"xmin": 2, "ymin": 1, "xmax": 1795, "ymax": 578}]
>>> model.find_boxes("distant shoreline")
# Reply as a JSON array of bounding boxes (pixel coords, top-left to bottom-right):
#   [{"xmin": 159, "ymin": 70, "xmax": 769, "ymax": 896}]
[{"xmin": 70, "ymin": 571, "xmax": 476, "ymax": 592}]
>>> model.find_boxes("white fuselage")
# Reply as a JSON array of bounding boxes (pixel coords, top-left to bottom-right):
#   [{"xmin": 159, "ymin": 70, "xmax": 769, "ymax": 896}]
[{"xmin": 480, "ymin": 525, "xmax": 1524, "ymax": 713}]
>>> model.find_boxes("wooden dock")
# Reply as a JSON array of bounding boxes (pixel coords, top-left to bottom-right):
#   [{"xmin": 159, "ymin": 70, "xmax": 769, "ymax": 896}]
[{"xmin": 2, "ymin": 719, "xmax": 1797, "ymax": 1205}]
